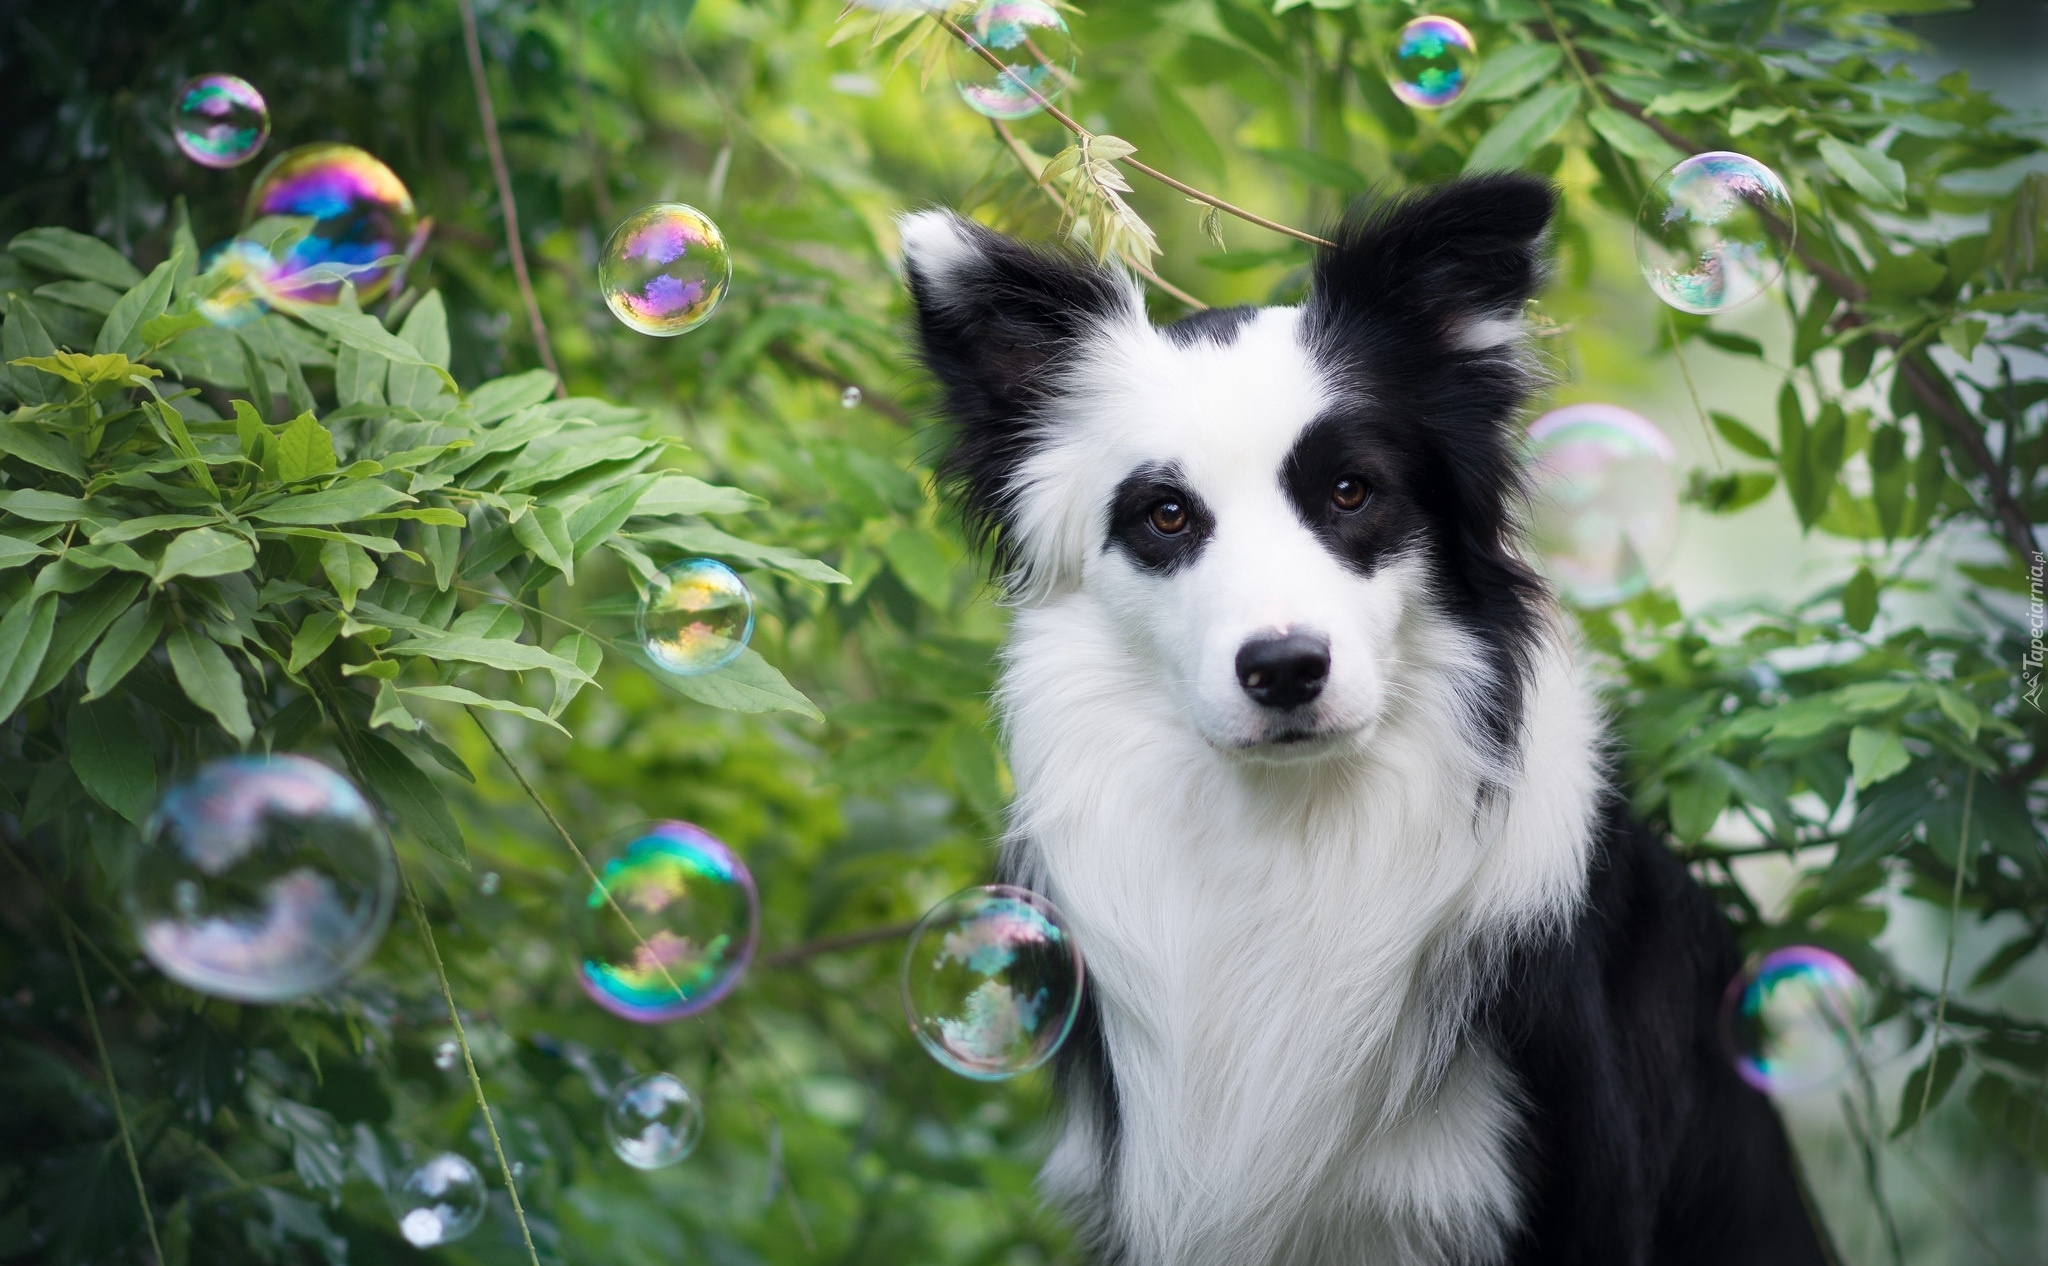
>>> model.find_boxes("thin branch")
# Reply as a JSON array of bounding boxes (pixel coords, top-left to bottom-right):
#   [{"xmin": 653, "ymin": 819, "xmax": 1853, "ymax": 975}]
[
  {"xmin": 764, "ymin": 919, "xmax": 921, "ymax": 968},
  {"xmin": 457, "ymin": 0, "xmax": 566, "ymax": 397},
  {"xmin": 1914, "ymin": 769, "xmax": 1975, "ymax": 1136},
  {"xmin": 937, "ymin": 15, "xmax": 1333, "ymax": 250},
  {"xmin": 989, "ymin": 118, "xmax": 1211, "ymax": 310},
  {"xmin": 60, "ymin": 918, "xmax": 164, "ymax": 1266}
]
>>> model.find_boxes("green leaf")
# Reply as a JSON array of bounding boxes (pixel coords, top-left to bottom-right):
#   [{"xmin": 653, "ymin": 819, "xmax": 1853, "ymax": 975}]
[
  {"xmin": 93, "ymin": 253, "xmax": 182, "ymax": 358},
  {"xmin": 1818, "ymin": 137, "xmax": 1907, "ymax": 210},
  {"xmin": 422, "ymin": 521, "xmax": 460, "ymax": 591},
  {"xmin": 1465, "ymin": 85, "xmax": 1580, "ymax": 174},
  {"xmin": 631, "ymin": 522, "xmax": 848, "ymax": 586},
  {"xmin": 1847, "ymin": 725, "xmax": 1910, "ymax": 788},
  {"xmin": 8, "ymin": 228, "xmax": 143, "ymax": 290},
  {"xmin": 0, "ymin": 534, "xmax": 51, "ymax": 571},
  {"xmin": 1585, "ymin": 105, "xmax": 1682, "ymax": 166},
  {"xmin": 466, "ymin": 369, "xmax": 559, "ymax": 423},
  {"xmin": 156, "ymin": 527, "xmax": 256, "ymax": 585},
  {"xmin": 1, "ymin": 295, "xmax": 59, "ymax": 405},
  {"xmin": 546, "ymin": 631, "xmax": 604, "ymax": 717},
  {"xmin": 1709, "ymin": 412, "xmax": 1774, "ymax": 460},
  {"xmin": 1934, "ymin": 686, "xmax": 1980, "ymax": 742},
  {"xmin": 633, "ymin": 474, "xmax": 762, "ymax": 517},
  {"xmin": 275, "ymin": 412, "xmax": 338, "ymax": 482},
  {"xmin": 369, "ymin": 679, "xmax": 421, "ymax": 731},
  {"xmin": 884, "ymin": 528, "xmax": 963, "ymax": 610},
  {"xmin": 1667, "ymin": 764, "xmax": 1731, "ymax": 840},
  {"xmin": 0, "ymin": 592, "xmax": 59, "ymax": 720},
  {"xmin": 1466, "ymin": 44, "xmax": 1564, "ymax": 104},
  {"xmin": 1842, "ymin": 566, "xmax": 1878, "ymax": 632},
  {"xmin": 288, "ymin": 611, "xmax": 344, "ymax": 674},
  {"xmin": 275, "ymin": 302, "xmax": 458, "ymax": 393},
  {"xmin": 1892, "ymin": 1044, "xmax": 1966, "ymax": 1137},
  {"xmin": 84, "ymin": 600, "xmax": 164, "ymax": 699},
  {"xmin": 1645, "ymin": 83, "xmax": 1740, "ymax": 116},
  {"xmin": 167, "ymin": 624, "xmax": 254, "ymax": 744},
  {"xmin": 68, "ymin": 695, "xmax": 155, "ymax": 824},
  {"xmin": 352, "ymin": 731, "xmax": 465, "ymax": 862},
  {"xmin": 510, "ymin": 503, "xmax": 576, "ymax": 583},
  {"xmin": 333, "ymin": 345, "xmax": 387, "ymax": 408},
  {"xmin": 386, "ymin": 291, "xmax": 450, "ymax": 410},
  {"xmin": 0, "ymin": 418, "xmax": 86, "ymax": 479},
  {"xmin": 29, "ymin": 573, "xmax": 146, "ymax": 699},
  {"xmin": 386, "ymin": 630, "xmax": 597, "ymax": 682},
  {"xmin": 90, "ymin": 513, "xmax": 223, "ymax": 545},
  {"xmin": 0, "ymin": 488, "xmax": 93, "ymax": 522},
  {"xmin": 634, "ymin": 644, "xmax": 823, "ymax": 720},
  {"xmin": 1967, "ymin": 1073, "xmax": 2048, "ymax": 1170},
  {"xmin": 400, "ymin": 684, "xmax": 570, "ymax": 735},
  {"xmin": 249, "ymin": 481, "xmax": 413, "ymax": 525},
  {"xmin": 319, "ymin": 539, "xmax": 376, "ymax": 611},
  {"xmin": 1970, "ymin": 931, "xmax": 2042, "ymax": 990}
]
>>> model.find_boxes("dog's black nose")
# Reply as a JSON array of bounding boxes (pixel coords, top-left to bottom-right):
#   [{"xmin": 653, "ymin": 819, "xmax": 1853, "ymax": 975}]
[{"xmin": 1235, "ymin": 632, "xmax": 1330, "ymax": 709}]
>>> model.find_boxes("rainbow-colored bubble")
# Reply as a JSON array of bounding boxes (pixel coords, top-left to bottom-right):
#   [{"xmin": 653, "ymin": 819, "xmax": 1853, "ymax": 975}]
[
  {"xmin": 948, "ymin": 0, "xmax": 1077, "ymax": 121},
  {"xmin": 637, "ymin": 557, "xmax": 754, "ymax": 677},
  {"xmin": 243, "ymin": 143, "xmax": 419, "ymax": 305},
  {"xmin": 1388, "ymin": 17, "xmax": 1478, "ymax": 109},
  {"xmin": 1723, "ymin": 946, "xmax": 1868, "ymax": 1095},
  {"xmin": 126, "ymin": 756, "xmax": 396, "ymax": 1003},
  {"xmin": 193, "ymin": 240, "xmax": 281, "ymax": 328},
  {"xmin": 598, "ymin": 204, "xmax": 731, "ymax": 336},
  {"xmin": 172, "ymin": 74, "xmax": 270, "ymax": 169},
  {"xmin": 1636, "ymin": 152, "xmax": 1794, "ymax": 315},
  {"xmin": 1524, "ymin": 403, "xmax": 1679, "ymax": 607},
  {"xmin": 575, "ymin": 822, "xmax": 758, "ymax": 1023},
  {"xmin": 902, "ymin": 885, "xmax": 1085, "ymax": 1080}
]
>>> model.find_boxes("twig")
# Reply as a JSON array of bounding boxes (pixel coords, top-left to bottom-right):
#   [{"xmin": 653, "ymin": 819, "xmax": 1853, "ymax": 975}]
[
  {"xmin": 457, "ymin": 0, "xmax": 566, "ymax": 397},
  {"xmin": 937, "ymin": 15, "xmax": 1333, "ymax": 250},
  {"xmin": 60, "ymin": 918, "xmax": 164, "ymax": 1266},
  {"xmin": 764, "ymin": 919, "xmax": 921, "ymax": 968},
  {"xmin": 989, "ymin": 119, "xmax": 1210, "ymax": 310},
  {"xmin": 400, "ymin": 873, "xmax": 543, "ymax": 1266},
  {"xmin": 1913, "ymin": 768, "xmax": 1974, "ymax": 1136},
  {"xmin": 1668, "ymin": 310, "xmax": 1723, "ymax": 468}
]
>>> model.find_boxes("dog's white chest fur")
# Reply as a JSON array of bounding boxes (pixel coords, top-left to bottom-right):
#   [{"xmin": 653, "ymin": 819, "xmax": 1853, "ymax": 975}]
[{"xmin": 1000, "ymin": 595, "xmax": 1602, "ymax": 1266}]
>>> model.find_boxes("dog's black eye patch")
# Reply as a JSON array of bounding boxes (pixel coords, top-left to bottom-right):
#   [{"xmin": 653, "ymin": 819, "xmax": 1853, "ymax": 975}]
[
  {"xmin": 1281, "ymin": 414, "xmax": 1418, "ymax": 577},
  {"xmin": 1106, "ymin": 464, "xmax": 1214, "ymax": 575}
]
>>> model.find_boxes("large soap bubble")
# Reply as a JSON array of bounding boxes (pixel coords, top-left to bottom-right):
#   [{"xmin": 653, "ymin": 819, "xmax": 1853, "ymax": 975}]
[
  {"xmin": 599, "ymin": 204, "xmax": 731, "ymax": 336},
  {"xmin": 637, "ymin": 557, "xmax": 754, "ymax": 677},
  {"xmin": 389, "ymin": 1153, "xmax": 487, "ymax": 1247},
  {"xmin": 902, "ymin": 885, "xmax": 1085, "ymax": 1080},
  {"xmin": 1723, "ymin": 946, "xmax": 1869, "ymax": 1095},
  {"xmin": 243, "ymin": 142, "xmax": 420, "ymax": 305},
  {"xmin": 1388, "ymin": 17, "xmax": 1478, "ymax": 109},
  {"xmin": 1524, "ymin": 403, "xmax": 1679, "ymax": 607},
  {"xmin": 172, "ymin": 74, "xmax": 270, "ymax": 169},
  {"xmin": 605, "ymin": 1071, "xmax": 704, "ymax": 1169},
  {"xmin": 947, "ymin": 0, "xmax": 1077, "ymax": 121},
  {"xmin": 127, "ymin": 755, "xmax": 396, "ymax": 1003},
  {"xmin": 574, "ymin": 822, "xmax": 759, "ymax": 1022},
  {"xmin": 1636, "ymin": 152, "xmax": 1795, "ymax": 315}
]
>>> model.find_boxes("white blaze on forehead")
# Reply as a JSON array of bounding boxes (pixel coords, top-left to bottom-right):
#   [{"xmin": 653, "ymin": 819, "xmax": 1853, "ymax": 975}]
[{"xmin": 1004, "ymin": 306, "xmax": 1333, "ymax": 588}]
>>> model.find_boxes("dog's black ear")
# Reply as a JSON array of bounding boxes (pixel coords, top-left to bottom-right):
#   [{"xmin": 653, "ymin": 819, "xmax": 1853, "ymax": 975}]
[
  {"xmin": 1307, "ymin": 173, "xmax": 1556, "ymax": 353},
  {"xmin": 899, "ymin": 210, "xmax": 1137, "ymax": 564}
]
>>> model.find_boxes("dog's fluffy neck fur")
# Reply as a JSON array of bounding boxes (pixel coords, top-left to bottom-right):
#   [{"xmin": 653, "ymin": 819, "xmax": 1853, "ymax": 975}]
[{"xmin": 1000, "ymin": 568, "xmax": 1603, "ymax": 1265}]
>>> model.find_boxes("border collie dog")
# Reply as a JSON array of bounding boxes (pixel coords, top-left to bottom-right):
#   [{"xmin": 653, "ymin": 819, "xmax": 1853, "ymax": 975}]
[{"xmin": 899, "ymin": 174, "xmax": 1831, "ymax": 1266}]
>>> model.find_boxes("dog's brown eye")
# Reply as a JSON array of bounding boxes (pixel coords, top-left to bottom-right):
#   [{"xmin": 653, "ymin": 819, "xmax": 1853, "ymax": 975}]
[
  {"xmin": 1148, "ymin": 499, "xmax": 1189, "ymax": 535},
  {"xmin": 1331, "ymin": 476, "xmax": 1368, "ymax": 511}
]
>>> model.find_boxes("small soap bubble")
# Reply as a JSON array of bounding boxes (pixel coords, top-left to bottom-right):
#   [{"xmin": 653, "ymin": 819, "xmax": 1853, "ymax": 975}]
[
  {"xmin": 636, "ymin": 558, "xmax": 754, "ymax": 677},
  {"xmin": 172, "ymin": 74, "xmax": 270, "ymax": 169},
  {"xmin": 947, "ymin": 0, "xmax": 1077, "ymax": 121},
  {"xmin": 1388, "ymin": 17, "xmax": 1478, "ymax": 109},
  {"xmin": 1723, "ymin": 947, "xmax": 1868, "ymax": 1095},
  {"xmin": 433, "ymin": 1040, "xmax": 459, "ymax": 1071},
  {"xmin": 599, "ymin": 203, "xmax": 731, "ymax": 336},
  {"xmin": 243, "ymin": 142, "xmax": 419, "ymax": 306},
  {"xmin": 902, "ymin": 885, "xmax": 1084, "ymax": 1080},
  {"xmin": 574, "ymin": 822, "xmax": 758, "ymax": 1023},
  {"xmin": 841, "ymin": 386, "xmax": 862, "ymax": 409},
  {"xmin": 127, "ymin": 756, "xmax": 396, "ymax": 1003},
  {"xmin": 389, "ymin": 1153, "xmax": 486, "ymax": 1247},
  {"xmin": 1524, "ymin": 404, "xmax": 1679, "ymax": 607},
  {"xmin": 1636, "ymin": 151, "xmax": 1794, "ymax": 315},
  {"xmin": 605, "ymin": 1071, "xmax": 704, "ymax": 1169},
  {"xmin": 479, "ymin": 871, "xmax": 501, "ymax": 896}
]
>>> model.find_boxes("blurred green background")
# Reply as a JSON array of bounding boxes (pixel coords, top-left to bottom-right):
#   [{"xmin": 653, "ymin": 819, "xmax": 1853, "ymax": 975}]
[{"xmin": 1, "ymin": 0, "xmax": 2044, "ymax": 1262}]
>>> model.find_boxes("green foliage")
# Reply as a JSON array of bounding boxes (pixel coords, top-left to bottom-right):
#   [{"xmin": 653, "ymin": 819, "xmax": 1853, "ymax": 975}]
[{"xmin": 0, "ymin": 0, "xmax": 2044, "ymax": 1261}]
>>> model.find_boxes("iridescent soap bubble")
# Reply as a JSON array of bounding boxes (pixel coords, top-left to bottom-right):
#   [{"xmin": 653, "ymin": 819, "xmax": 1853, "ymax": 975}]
[
  {"xmin": 193, "ymin": 239, "xmax": 282, "ymax": 329},
  {"xmin": 127, "ymin": 756, "xmax": 396, "ymax": 1003},
  {"xmin": 947, "ymin": 0, "xmax": 1077, "ymax": 121},
  {"xmin": 636, "ymin": 557, "xmax": 754, "ymax": 677},
  {"xmin": 1722, "ymin": 946, "xmax": 1869, "ymax": 1095},
  {"xmin": 389, "ymin": 1153, "xmax": 487, "ymax": 1247},
  {"xmin": 172, "ymin": 74, "xmax": 270, "ymax": 169},
  {"xmin": 1388, "ymin": 17, "xmax": 1478, "ymax": 109},
  {"xmin": 1636, "ymin": 151, "xmax": 1795, "ymax": 315},
  {"xmin": 902, "ymin": 885, "xmax": 1084, "ymax": 1080},
  {"xmin": 575, "ymin": 822, "xmax": 759, "ymax": 1023},
  {"xmin": 1524, "ymin": 403, "xmax": 1679, "ymax": 607},
  {"xmin": 604, "ymin": 1071, "xmax": 704, "ymax": 1169},
  {"xmin": 599, "ymin": 204, "xmax": 731, "ymax": 336},
  {"xmin": 243, "ymin": 142, "xmax": 419, "ymax": 305},
  {"xmin": 841, "ymin": 386, "xmax": 862, "ymax": 409}
]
